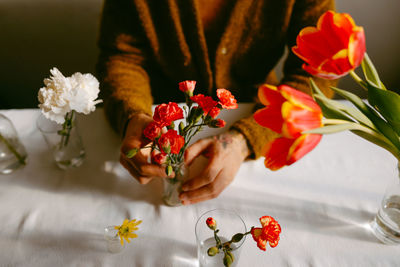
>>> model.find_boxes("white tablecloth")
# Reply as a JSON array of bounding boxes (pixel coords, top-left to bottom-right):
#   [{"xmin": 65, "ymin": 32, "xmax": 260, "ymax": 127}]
[{"xmin": 0, "ymin": 106, "xmax": 399, "ymax": 267}]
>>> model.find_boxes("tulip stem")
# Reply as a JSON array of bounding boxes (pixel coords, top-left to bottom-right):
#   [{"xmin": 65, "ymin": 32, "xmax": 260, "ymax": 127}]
[{"xmin": 349, "ymin": 71, "xmax": 368, "ymax": 91}]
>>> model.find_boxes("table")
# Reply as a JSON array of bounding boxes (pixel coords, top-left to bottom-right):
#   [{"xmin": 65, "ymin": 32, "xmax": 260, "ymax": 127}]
[{"xmin": 1, "ymin": 106, "xmax": 399, "ymax": 266}]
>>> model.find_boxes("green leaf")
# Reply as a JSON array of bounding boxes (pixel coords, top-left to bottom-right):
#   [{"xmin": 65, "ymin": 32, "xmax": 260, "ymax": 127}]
[
  {"xmin": 126, "ymin": 148, "xmax": 138, "ymax": 158},
  {"xmin": 310, "ymin": 79, "xmax": 375, "ymax": 129},
  {"xmin": 351, "ymin": 130, "xmax": 400, "ymax": 161},
  {"xmin": 367, "ymin": 83, "xmax": 400, "ymax": 135},
  {"xmin": 361, "ymin": 53, "xmax": 386, "ymax": 89},
  {"xmin": 304, "ymin": 123, "xmax": 365, "ymax": 135},
  {"xmin": 331, "ymin": 86, "xmax": 400, "ymax": 148}
]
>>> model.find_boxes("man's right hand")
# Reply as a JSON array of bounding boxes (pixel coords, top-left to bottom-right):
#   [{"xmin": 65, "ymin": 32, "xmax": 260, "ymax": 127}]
[{"xmin": 119, "ymin": 113, "xmax": 170, "ymax": 184}]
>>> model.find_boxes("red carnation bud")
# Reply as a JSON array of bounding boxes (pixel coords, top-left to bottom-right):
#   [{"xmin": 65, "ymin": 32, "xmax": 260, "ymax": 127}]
[
  {"xmin": 206, "ymin": 217, "xmax": 217, "ymax": 230},
  {"xmin": 210, "ymin": 119, "xmax": 226, "ymax": 128},
  {"xmin": 179, "ymin": 80, "xmax": 196, "ymax": 96}
]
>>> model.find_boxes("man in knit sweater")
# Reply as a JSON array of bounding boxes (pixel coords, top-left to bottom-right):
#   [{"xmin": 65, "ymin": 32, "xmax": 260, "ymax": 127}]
[{"xmin": 97, "ymin": 0, "xmax": 336, "ymax": 205}]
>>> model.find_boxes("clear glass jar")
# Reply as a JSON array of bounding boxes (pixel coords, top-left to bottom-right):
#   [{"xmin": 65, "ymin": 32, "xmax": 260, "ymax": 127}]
[
  {"xmin": 0, "ymin": 114, "xmax": 27, "ymax": 174},
  {"xmin": 162, "ymin": 162, "xmax": 188, "ymax": 207},
  {"xmin": 104, "ymin": 226, "xmax": 124, "ymax": 253},
  {"xmin": 371, "ymin": 161, "xmax": 400, "ymax": 244},
  {"xmin": 195, "ymin": 209, "xmax": 247, "ymax": 267},
  {"xmin": 36, "ymin": 114, "xmax": 85, "ymax": 170}
]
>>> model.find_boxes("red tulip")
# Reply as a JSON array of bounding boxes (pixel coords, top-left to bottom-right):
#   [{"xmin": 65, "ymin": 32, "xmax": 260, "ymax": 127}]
[
  {"xmin": 292, "ymin": 10, "xmax": 366, "ymax": 79},
  {"xmin": 254, "ymin": 84, "xmax": 322, "ymax": 138},
  {"xmin": 262, "ymin": 134, "xmax": 322, "ymax": 171}
]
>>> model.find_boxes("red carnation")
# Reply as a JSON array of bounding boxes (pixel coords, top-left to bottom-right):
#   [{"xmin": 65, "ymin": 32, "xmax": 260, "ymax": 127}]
[
  {"xmin": 217, "ymin": 89, "xmax": 238, "ymax": 109},
  {"xmin": 179, "ymin": 80, "xmax": 196, "ymax": 95},
  {"xmin": 153, "ymin": 102, "xmax": 184, "ymax": 127},
  {"xmin": 251, "ymin": 216, "xmax": 281, "ymax": 251},
  {"xmin": 208, "ymin": 107, "xmax": 220, "ymax": 118},
  {"xmin": 151, "ymin": 150, "xmax": 167, "ymax": 165},
  {"xmin": 190, "ymin": 94, "xmax": 218, "ymax": 114},
  {"xmin": 143, "ymin": 121, "xmax": 161, "ymax": 140},
  {"xmin": 158, "ymin": 129, "xmax": 185, "ymax": 154}
]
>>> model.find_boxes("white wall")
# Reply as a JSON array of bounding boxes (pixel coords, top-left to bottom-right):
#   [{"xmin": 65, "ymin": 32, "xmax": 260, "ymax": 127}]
[{"xmin": 1, "ymin": 0, "xmax": 399, "ymax": 108}]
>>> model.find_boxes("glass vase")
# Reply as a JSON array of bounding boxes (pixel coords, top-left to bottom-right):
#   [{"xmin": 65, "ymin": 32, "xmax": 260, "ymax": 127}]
[
  {"xmin": 162, "ymin": 162, "xmax": 188, "ymax": 207},
  {"xmin": 0, "ymin": 114, "xmax": 27, "ymax": 174},
  {"xmin": 371, "ymin": 161, "xmax": 400, "ymax": 244},
  {"xmin": 104, "ymin": 226, "xmax": 124, "ymax": 253},
  {"xmin": 195, "ymin": 209, "xmax": 247, "ymax": 267},
  {"xmin": 36, "ymin": 114, "xmax": 85, "ymax": 170}
]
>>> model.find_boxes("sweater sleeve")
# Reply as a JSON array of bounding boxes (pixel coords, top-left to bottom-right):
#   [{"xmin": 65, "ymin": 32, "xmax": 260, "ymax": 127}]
[
  {"xmin": 231, "ymin": 0, "xmax": 337, "ymax": 159},
  {"xmin": 96, "ymin": 0, "xmax": 153, "ymax": 136}
]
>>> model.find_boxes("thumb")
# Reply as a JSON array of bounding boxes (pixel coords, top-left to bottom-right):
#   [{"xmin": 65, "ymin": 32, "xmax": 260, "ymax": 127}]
[{"xmin": 185, "ymin": 138, "xmax": 213, "ymax": 166}]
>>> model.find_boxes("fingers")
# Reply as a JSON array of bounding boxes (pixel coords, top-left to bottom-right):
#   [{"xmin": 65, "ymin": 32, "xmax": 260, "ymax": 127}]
[
  {"xmin": 181, "ymin": 157, "xmax": 221, "ymax": 191},
  {"xmin": 179, "ymin": 169, "xmax": 232, "ymax": 205},
  {"xmin": 185, "ymin": 138, "xmax": 213, "ymax": 166},
  {"xmin": 119, "ymin": 156, "xmax": 153, "ymax": 184}
]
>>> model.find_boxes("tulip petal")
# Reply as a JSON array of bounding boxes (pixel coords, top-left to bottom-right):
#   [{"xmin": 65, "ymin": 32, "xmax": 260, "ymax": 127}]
[
  {"xmin": 287, "ymin": 134, "xmax": 322, "ymax": 165},
  {"xmin": 262, "ymin": 137, "xmax": 295, "ymax": 171},
  {"xmin": 258, "ymin": 84, "xmax": 285, "ymax": 106},
  {"xmin": 282, "ymin": 103, "xmax": 322, "ymax": 138},
  {"xmin": 348, "ymin": 28, "xmax": 366, "ymax": 67},
  {"xmin": 279, "ymin": 85, "xmax": 321, "ymax": 112},
  {"xmin": 254, "ymin": 107, "xmax": 285, "ymax": 134},
  {"xmin": 303, "ymin": 63, "xmax": 346, "ymax": 80}
]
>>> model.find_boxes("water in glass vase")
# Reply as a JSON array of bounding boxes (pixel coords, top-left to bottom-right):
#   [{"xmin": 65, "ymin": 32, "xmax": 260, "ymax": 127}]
[
  {"xmin": 198, "ymin": 237, "xmax": 240, "ymax": 267},
  {"xmin": 0, "ymin": 136, "xmax": 27, "ymax": 174},
  {"xmin": 373, "ymin": 195, "xmax": 400, "ymax": 244}
]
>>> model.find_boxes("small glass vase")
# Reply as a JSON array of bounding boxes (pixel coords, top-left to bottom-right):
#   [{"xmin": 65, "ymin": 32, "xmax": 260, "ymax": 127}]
[
  {"xmin": 36, "ymin": 114, "xmax": 85, "ymax": 170},
  {"xmin": 195, "ymin": 209, "xmax": 247, "ymax": 267},
  {"xmin": 0, "ymin": 114, "xmax": 27, "ymax": 174},
  {"xmin": 104, "ymin": 226, "xmax": 124, "ymax": 253},
  {"xmin": 371, "ymin": 161, "xmax": 400, "ymax": 244},
  {"xmin": 162, "ymin": 162, "xmax": 188, "ymax": 207}
]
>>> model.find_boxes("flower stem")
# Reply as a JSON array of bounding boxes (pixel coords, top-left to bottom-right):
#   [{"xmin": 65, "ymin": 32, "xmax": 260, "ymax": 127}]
[
  {"xmin": 349, "ymin": 70, "xmax": 368, "ymax": 91},
  {"xmin": 0, "ymin": 133, "xmax": 26, "ymax": 165}
]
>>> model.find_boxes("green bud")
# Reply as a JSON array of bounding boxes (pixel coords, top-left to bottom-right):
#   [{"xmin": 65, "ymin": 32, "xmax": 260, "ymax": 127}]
[
  {"xmin": 231, "ymin": 233, "xmax": 244, "ymax": 243},
  {"xmin": 126, "ymin": 148, "xmax": 139, "ymax": 158},
  {"xmin": 227, "ymin": 251, "xmax": 234, "ymax": 262},
  {"xmin": 167, "ymin": 121, "xmax": 175, "ymax": 130},
  {"xmin": 207, "ymin": 246, "xmax": 219, "ymax": 256},
  {"xmin": 166, "ymin": 165, "xmax": 173, "ymax": 177},
  {"xmin": 179, "ymin": 122, "xmax": 185, "ymax": 135},
  {"xmin": 223, "ymin": 252, "xmax": 234, "ymax": 267}
]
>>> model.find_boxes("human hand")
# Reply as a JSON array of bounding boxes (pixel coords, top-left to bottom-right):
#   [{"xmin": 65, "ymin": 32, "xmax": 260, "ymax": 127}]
[
  {"xmin": 180, "ymin": 130, "xmax": 251, "ymax": 205},
  {"xmin": 120, "ymin": 113, "xmax": 170, "ymax": 184}
]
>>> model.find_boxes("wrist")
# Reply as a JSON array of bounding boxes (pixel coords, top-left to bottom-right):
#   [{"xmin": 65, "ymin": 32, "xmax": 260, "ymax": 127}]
[{"xmin": 228, "ymin": 129, "xmax": 251, "ymax": 160}]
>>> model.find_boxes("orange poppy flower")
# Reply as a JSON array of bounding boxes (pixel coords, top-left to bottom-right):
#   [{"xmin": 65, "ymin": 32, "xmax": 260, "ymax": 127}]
[{"xmin": 292, "ymin": 10, "xmax": 366, "ymax": 79}]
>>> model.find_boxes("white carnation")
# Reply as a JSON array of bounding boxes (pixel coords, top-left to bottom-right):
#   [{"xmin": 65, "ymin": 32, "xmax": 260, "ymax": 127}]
[
  {"xmin": 68, "ymin": 72, "xmax": 102, "ymax": 114},
  {"xmin": 38, "ymin": 68, "xmax": 73, "ymax": 124},
  {"xmin": 38, "ymin": 67, "xmax": 102, "ymax": 124}
]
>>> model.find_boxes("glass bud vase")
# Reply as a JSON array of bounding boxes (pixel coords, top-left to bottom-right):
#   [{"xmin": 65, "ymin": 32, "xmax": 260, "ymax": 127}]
[
  {"xmin": 371, "ymin": 161, "xmax": 400, "ymax": 244},
  {"xmin": 0, "ymin": 114, "xmax": 27, "ymax": 174},
  {"xmin": 104, "ymin": 226, "xmax": 124, "ymax": 253},
  {"xmin": 36, "ymin": 114, "xmax": 85, "ymax": 170},
  {"xmin": 162, "ymin": 163, "xmax": 188, "ymax": 207}
]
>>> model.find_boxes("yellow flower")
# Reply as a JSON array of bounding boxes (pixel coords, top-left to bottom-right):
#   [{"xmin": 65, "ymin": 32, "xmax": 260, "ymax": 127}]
[{"xmin": 114, "ymin": 219, "xmax": 142, "ymax": 246}]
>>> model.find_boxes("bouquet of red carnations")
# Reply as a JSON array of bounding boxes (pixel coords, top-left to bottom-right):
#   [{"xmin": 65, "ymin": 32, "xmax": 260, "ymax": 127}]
[{"xmin": 127, "ymin": 81, "xmax": 238, "ymax": 206}]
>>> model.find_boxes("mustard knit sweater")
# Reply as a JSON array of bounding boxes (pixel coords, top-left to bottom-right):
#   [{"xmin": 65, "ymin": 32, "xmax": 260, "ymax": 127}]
[{"xmin": 96, "ymin": 0, "xmax": 336, "ymax": 159}]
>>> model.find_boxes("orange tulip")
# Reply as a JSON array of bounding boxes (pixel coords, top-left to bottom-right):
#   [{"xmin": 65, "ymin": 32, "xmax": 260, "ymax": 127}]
[
  {"xmin": 263, "ymin": 134, "xmax": 322, "ymax": 171},
  {"xmin": 254, "ymin": 84, "xmax": 322, "ymax": 138},
  {"xmin": 292, "ymin": 10, "xmax": 366, "ymax": 79}
]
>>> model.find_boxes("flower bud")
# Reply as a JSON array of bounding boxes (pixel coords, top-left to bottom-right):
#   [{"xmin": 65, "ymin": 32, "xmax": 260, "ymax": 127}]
[
  {"xmin": 166, "ymin": 165, "xmax": 173, "ymax": 177},
  {"xmin": 179, "ymin": 121, "xmax": 185, "ymax": 135},
  {"xmin": 209, "ymin": 119, "xmax": 226, "ymax": 128},
  {"xmin": 206, "ymin": 217, "xmax": 217, "ymax": 230},
  {"xmin": 126, "ymin": 148, "xmax": 139, "ymax": 158},
  {"xmin": 223, "ymin": 251, "xmax": 234, "ymax": 267},
  {"xmin": 207, "ymin": 246, "xmax": 219, "ymax": 256}
]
